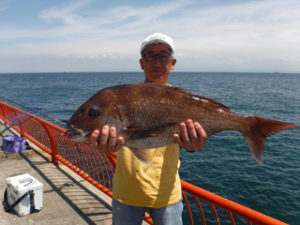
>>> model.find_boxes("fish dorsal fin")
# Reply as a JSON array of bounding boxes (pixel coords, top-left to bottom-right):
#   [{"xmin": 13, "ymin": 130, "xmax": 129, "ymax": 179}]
[
  {"xmin": 139, "ymin": 82, "xmax": 231, "ymax": 111},
  {"xmin": 193, "ymin": 95, "xmax": 231, "ymax": 111},
  {"xmin": 165, "ymin": 85, "xmax": 231, "ymax": 112}
]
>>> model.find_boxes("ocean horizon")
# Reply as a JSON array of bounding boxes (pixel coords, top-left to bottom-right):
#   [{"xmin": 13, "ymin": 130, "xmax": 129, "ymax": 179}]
[{"xmin": 1, "ymin": 71, "xmax": 300, "ymax": 75}]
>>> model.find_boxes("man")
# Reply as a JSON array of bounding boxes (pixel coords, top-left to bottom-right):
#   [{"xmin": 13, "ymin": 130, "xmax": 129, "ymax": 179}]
[{"xmin": 90, "ymin": 33, "xmax": 207, "ymax": 225}]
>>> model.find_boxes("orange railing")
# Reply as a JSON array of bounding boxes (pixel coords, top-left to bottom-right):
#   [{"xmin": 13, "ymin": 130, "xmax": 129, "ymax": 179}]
[{"xmin": 0, "ymin": 100, "xmax": 287, "ymax": 225}]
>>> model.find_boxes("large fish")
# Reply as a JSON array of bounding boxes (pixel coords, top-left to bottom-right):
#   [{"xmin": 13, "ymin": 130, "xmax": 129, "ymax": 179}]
[{"xmin": 65, "ymin": 83, "xmax": 298, "ymax": 164}]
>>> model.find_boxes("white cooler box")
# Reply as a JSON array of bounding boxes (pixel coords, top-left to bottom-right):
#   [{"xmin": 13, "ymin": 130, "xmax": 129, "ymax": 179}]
[{"xmin": 5, "ymin": 173, "xmax": 43, "ymax": 216}]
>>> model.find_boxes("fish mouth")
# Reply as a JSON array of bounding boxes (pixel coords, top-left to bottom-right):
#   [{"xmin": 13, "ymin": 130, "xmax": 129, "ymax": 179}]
[{"xmin": 63, "ymin": 125, "xmax": 90, "ymax": 142}]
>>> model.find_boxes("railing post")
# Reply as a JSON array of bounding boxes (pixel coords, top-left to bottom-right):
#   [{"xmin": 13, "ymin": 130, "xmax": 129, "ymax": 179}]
[
  {"xmin": 41, "ymin": 123, "xmax": 59, "ymax": 165},
  {"xmin": 0, "ymin": 103, "xmax": 4, "ymax": 119},
  {"xmin": 16, "ymin": 112, "xmax": 25, "ymax": 137},
  {"xmin": 0, "ymin": 102, "xmax": 8, "ymax": 125}
]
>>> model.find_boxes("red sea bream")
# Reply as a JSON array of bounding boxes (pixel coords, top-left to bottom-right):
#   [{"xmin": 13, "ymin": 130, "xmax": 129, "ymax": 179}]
[{"xmin": 65, "ymin": 83, "xmax": 298, "ymax": 164}]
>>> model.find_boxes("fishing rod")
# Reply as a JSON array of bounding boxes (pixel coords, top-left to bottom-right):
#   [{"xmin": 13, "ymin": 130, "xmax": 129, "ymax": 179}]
[
  {"xmin": 0, "ymin": 96, "xmax": 67, "ymax": 129},
  {"xmin": 0, "ymin": 110, "xmax": 38, "ymax": 135}
]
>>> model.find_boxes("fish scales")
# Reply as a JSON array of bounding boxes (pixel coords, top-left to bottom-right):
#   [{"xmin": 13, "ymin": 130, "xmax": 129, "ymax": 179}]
[{"xmin": 119, "ymin": 84, "xmax": 243, "ymax": 136}]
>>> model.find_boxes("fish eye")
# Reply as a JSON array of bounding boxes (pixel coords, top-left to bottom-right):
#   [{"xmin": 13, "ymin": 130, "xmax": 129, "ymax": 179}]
[{"xmin": 88, "ymin": 105, "xmax": 101, "ymax": 117}]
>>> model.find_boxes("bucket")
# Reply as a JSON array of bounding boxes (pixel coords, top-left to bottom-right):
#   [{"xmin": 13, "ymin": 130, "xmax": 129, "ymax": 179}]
[{"xmin": 2, "ymin": 136, "xmax": 27, "ymax": 154}]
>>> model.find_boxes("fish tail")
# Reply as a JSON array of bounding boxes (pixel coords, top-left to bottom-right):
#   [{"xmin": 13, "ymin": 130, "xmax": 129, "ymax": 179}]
[{"xmin": 243, "ymin": 116, "xmax": 298, "ymax": 163}]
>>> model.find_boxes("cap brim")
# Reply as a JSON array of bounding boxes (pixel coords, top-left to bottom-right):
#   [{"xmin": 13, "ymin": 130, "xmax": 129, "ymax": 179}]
[{"xmin": 141, "ymin": 40, "xmax": 174, "ymax": 55}]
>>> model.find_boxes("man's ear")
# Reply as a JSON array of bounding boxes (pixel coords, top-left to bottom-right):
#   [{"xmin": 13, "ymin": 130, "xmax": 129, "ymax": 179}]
[
  {"xmin": 170, "ymin": 58, "xmax": 177, "ymax": 70},
  {"xmin": 139, "ymin": 58, "xmax": 144, "ymax": 70}
]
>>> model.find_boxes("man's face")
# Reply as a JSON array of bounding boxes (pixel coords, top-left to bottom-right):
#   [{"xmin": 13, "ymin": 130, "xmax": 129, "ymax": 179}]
[{"xmin": 140, "ymin": 44, "xmax": 176, "ymax": 84}]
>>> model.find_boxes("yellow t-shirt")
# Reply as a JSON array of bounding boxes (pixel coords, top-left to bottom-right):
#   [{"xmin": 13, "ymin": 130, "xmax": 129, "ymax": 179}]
[{"xmin": 112, "ymin": 144, "xmax": 182, "ymax": 208}]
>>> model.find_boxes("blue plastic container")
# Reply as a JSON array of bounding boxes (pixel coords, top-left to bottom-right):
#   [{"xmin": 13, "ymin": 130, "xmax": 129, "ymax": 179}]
[{"xmin": 2, "ymin": 136, "xmax": 27, "ymax": 154}]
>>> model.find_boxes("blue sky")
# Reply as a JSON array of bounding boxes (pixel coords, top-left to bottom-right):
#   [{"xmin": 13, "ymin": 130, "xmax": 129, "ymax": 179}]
[{"xmin": 0, "ymin": 0, "xmax": 300, "ymax": 73}]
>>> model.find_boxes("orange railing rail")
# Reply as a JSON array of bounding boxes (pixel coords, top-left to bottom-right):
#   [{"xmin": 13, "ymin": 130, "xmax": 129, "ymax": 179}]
[{"xmin": 0, "ymin": 100, "xmax": 287, "ymax": 225}]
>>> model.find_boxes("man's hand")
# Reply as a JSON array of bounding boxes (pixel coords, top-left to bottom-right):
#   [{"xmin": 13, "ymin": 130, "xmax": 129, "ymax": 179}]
[
  {"xmin": 173, "ymin": 119, "xmax": 207, "ymax": 152},
  {"xmin": 89, "ymin": 125, "xmax": 124, "ymax": 153}
]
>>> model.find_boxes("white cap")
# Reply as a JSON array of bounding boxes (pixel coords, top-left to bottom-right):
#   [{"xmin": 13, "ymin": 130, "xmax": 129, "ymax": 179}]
[{"xmin": 140, "ymin": 33, "xmax": 175, "ymax": 56}]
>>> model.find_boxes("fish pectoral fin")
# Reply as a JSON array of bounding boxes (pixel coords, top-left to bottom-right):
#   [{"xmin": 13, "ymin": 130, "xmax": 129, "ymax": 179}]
[
  {"xmin": 129, "ymin": 123, "xmax": 177, "ymax": 140},
  {"xmin": 126, "ymin": 126, "xmax": 141, "ymax": 132},
  {"xmin": 127, "ymin": 128, "xmax": 159, "ymax": 137},
  {"xmin": 140, "ymin": 130, "xmax": 159, "ymax": 138},
  {"xmin": 130, "ymin": 148, "xmax": 154, "ymax": 167}
]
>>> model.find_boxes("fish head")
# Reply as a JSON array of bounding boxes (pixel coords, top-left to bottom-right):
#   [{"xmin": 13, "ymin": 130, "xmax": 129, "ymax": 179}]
[{"xmin": 65, "ymin": 88, "xmax": 123, "ymax": 142}]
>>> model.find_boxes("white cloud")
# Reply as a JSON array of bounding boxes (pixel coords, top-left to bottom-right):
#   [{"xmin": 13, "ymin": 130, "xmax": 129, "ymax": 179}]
[
  {"xmin": 39, "ymin": 0, "xmax": 90, "ymax": 24},
  {"xmin": 170, "ymin": 0, "xmax": 300, "ymax": 72},
  {"xmin": 1, "ymin": 0, "xmax": 300, "ymax": 72}
]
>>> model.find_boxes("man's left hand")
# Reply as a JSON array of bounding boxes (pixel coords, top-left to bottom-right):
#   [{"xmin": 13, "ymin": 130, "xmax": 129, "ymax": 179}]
[{"xmin": 173, "ymin": 119, "xmax": 207, "ymax": 152}]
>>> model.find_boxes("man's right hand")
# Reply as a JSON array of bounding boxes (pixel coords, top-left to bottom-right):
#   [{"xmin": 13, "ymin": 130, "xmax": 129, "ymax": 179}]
[{"xmin": 89, "ymin": 125, "xmax": 124, "ymax": 153}]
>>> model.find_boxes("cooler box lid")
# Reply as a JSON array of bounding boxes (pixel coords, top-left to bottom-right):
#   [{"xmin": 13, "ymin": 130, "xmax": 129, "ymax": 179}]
[{"xmin": 6, "ymin": 173, "xmax": 43, "ymax": 194}]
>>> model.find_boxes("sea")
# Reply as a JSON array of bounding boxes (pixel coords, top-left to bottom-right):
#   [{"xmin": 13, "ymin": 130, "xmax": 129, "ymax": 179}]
[{"xmin": 0, "ymin": 72, "xmax": 299, "ymax": 224}]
